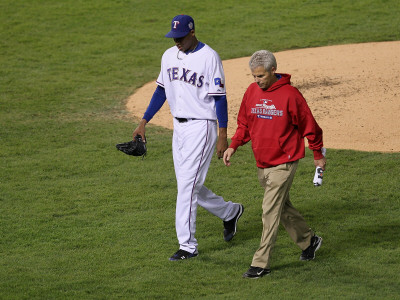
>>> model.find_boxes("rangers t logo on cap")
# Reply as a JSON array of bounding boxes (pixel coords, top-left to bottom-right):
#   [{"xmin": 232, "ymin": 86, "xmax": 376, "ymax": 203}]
[{"xmin": 165, "ymin": 15, "xmax": 195, "ymax": 38}]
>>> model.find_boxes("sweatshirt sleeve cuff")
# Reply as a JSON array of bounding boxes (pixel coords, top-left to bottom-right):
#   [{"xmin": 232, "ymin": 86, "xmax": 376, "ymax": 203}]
[
  {"xmin": 229, "ymin": 140, "xmax": 242, "ymax": 150},
  {"xmin": 313, "ymin": 149, "xmax": 324, "ymax": 160}
]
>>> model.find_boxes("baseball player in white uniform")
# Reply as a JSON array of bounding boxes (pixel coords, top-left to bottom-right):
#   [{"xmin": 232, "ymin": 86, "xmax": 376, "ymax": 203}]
[{"xmin": 132, "ymin": 15, "xmax": 244, "ymax": 261}]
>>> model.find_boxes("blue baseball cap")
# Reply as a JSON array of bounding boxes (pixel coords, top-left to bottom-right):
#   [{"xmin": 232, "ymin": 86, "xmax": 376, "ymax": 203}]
[{"xmin": 165, "ymin": 15, "xmax": 195, "ymax": 38}]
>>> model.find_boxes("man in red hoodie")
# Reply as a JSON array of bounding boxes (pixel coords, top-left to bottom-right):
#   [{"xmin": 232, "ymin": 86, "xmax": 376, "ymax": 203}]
[{"xmin": 223, "ymin": 50, "xmax": 326, "ymax": 279}]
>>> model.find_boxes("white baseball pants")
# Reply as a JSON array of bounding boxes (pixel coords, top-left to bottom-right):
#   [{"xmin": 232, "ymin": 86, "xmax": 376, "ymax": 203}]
[{"xmin": 172, "ymin": 118, "xmax": 239, "ymax": 253}]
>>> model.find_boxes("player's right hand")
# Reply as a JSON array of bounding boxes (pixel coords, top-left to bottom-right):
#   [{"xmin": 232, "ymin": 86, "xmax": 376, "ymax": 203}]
[
  {"xmin": 223, "ymin": 148, "xmax": 235, "ymax": 167},
  {"xmin": 132, "ymin": 119, "xmax": 147, "ymax": 142}
]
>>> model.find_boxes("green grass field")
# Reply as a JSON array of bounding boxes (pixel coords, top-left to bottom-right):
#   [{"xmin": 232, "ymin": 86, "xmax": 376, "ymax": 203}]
[{"xmin": 1, "ymin": 0, "xmax": 400, "ymax": 299}]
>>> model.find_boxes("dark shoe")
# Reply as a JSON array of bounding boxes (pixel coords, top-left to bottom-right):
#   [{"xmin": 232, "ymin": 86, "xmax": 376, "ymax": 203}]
[
  {"xmin": 243, "ymin": 266, "xmax": 271, "ymax": 279},
  {"xmin": 300, "ymin": 235, "xmax": 322, "ymax": 261},
  {"xmin": 169, "ymin": 249, "xmax": 198, "ymax": 261},
  {"xmin": 223, "ymin": 204, "xmax": 244, "ymax": 242}
]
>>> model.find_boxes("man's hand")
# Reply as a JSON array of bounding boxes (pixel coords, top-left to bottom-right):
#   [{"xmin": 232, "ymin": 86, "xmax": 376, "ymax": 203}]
[
  {"xmin": 133, "ymin": 119, "xmax": 148, "ymax": 142},
  {"xmin": 216, "ymin": 128, "xmax": 228, "ymax": 159},
  {"xmin": 314, "ymin": 157, "xmax": 327, "ymax": 170},
  {"xmin": 223, "ymin": 148, "xmax": 235, "ymax": 166}
]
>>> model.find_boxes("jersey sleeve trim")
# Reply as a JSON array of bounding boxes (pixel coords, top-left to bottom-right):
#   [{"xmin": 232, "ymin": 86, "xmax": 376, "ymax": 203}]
[{"xmin": 208, "ymin": 92, "xmax": 226, "ymax": 96}]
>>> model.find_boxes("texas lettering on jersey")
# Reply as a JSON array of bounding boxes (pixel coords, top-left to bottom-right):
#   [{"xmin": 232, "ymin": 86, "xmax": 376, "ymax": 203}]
[
  {"xmin": 167, "ymin": 67, "xmax": 205, "ymax": 87},
  {"xmin": 251, "ymin": 99, "xmax": 283, "ymax": 119}
]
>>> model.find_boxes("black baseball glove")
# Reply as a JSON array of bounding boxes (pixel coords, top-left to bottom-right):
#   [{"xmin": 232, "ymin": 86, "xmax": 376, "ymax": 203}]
[{"xmin": 116, "ymin": 135, "xmax": 147, "ymax": 157}]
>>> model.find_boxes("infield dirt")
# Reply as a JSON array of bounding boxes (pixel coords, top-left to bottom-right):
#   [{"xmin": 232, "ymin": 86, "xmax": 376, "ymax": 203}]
[{"xmin": 126, "ymin": 41, "xmax": 400, "ymax": 152}]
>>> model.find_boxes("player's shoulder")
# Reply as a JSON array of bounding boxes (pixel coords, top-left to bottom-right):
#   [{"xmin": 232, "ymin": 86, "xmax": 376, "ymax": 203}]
[
  {"xmin": 201, "ymin": 43, "xmax": 213, "ymax": 51},
  {"xmin": 162, "ymin": 46, "xmax": 177, "ymax": 57},
  {"xmin": 201, "ymin": 43, "xmax": 219, "ymax": 55},
  {"xmin": 199, "ymin": 43, "xmax": 222, "ymax": 62}
]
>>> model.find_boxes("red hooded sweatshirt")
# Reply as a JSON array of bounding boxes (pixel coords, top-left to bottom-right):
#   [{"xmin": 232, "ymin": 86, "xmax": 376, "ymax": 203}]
[{"xmin": 229, "ymin": 73, "xmax": 324, "ymax": 168}]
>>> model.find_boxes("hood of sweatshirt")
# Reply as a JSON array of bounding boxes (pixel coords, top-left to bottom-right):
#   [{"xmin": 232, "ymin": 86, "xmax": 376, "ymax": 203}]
[{"xmin": 266, "ymin": 73, "xmax": 291, "ymax": 92}]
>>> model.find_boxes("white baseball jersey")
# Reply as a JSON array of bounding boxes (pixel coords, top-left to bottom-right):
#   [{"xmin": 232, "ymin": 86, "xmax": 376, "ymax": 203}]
[{"xmin": 156, "ymin": 43, "xmax": 226, "ymax": 120}]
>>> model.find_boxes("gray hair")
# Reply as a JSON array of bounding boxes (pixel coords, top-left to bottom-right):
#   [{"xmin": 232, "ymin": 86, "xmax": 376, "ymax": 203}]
[{"xmin": 249, "ymin": 50, "xmax": 277, "ymax": 71}]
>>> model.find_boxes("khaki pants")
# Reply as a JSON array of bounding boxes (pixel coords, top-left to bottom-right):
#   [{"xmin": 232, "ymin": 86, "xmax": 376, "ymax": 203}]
[{"xmin": 251, "ymin": 161, "xmax": 313, "ymax": 269}]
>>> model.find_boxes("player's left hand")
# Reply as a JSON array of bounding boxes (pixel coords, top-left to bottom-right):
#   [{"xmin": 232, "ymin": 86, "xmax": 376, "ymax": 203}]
[
  {"xmin": 216, "ymin": 128, "xmax": 228, "ymax": 159},
  {"xmin": 216, "ymin": 136, "xmax": 228, "ymax": 159}
]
